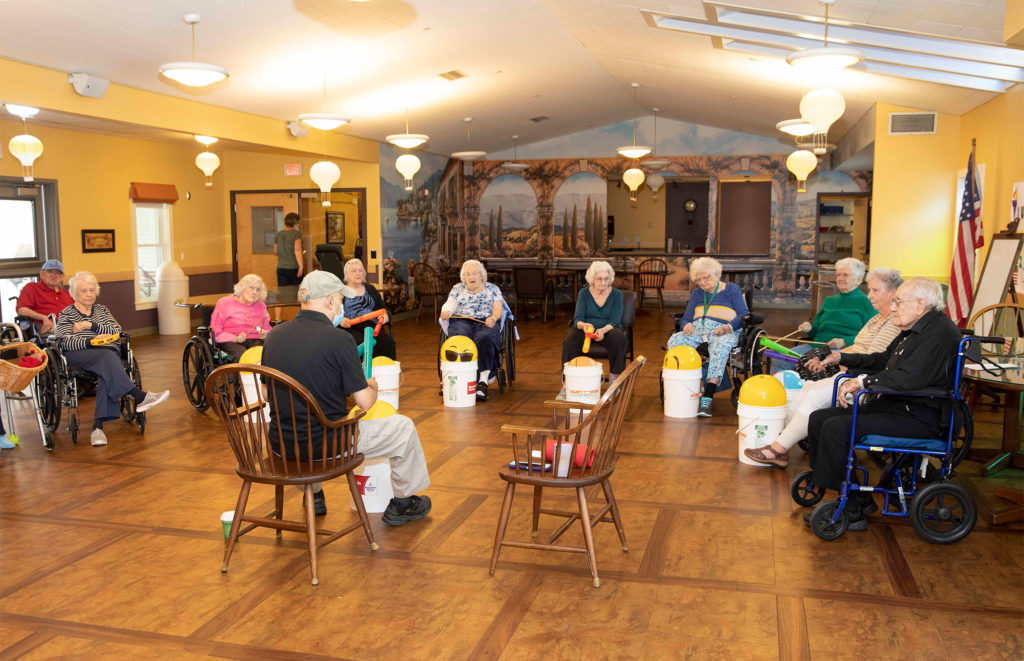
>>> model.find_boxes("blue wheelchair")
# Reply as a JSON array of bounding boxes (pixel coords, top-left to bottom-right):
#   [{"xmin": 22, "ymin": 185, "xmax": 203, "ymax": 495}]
[{"xmin": 790, "ymin": 334, "xmax": 1003, "ymax": 544}]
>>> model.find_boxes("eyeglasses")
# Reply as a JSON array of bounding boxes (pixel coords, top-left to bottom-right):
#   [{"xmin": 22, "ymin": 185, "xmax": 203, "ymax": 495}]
[
  {"xmin": 890, "ymin": 298, "xmax": 918, "ymax": 307},
  {"xmin": 444, "ymin": 349, "xmax": 474, "ymax": 362},
  {"xmin": 692, "ymin": 274, "xmax": 714, "ymax": 283}
]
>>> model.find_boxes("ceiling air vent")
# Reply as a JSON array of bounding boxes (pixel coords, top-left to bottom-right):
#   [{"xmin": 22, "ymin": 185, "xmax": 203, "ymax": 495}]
[
  {"xmin": 438, "ymin": 70, "xmax": 467, "ymax": 81},
  {"xmin": 530, "ymin": 115, "xmax": 549, "ymax": 123},
  {"xmin": 888, "ymin": 112, "xmax": 936, "ymax": 135}
]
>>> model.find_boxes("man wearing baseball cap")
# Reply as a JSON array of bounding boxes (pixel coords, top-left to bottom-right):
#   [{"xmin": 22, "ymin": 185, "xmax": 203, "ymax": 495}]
[
  {"xmin": 16, "ymin": 259, "xmax": 73, "ymax": 335},
  {"xmin": 261, "ymin": 270, "xmax": 432, "ymax": 524}
]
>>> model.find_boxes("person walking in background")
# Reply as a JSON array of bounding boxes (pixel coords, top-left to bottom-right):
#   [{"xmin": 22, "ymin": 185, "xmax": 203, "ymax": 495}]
[{"xmin": 274, "ymin": 212, "xmax": 304, "ymax": 287}]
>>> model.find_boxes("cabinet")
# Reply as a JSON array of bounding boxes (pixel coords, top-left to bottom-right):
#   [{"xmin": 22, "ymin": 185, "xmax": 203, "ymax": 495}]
[{"xmin": 816, "ymin": 196, "xmax": 868, "ymax": 265}]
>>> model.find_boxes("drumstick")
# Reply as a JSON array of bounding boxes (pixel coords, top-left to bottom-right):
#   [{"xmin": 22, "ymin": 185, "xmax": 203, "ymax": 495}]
[{"xmin": 450, "ymin": 314, "xmax": 485, "ymax": 323}]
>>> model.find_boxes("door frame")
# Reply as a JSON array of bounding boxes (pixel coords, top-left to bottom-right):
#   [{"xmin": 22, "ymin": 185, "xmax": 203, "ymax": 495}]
[{"xmin": 813, "ymin": 191, "xmax": 872, "ymax": 266}]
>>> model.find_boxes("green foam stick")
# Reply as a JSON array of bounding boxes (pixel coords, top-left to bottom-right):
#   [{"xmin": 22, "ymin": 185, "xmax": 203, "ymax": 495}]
[{"xmin": 760, "ymin": 337, "xmax": 800, "ymax": 357}]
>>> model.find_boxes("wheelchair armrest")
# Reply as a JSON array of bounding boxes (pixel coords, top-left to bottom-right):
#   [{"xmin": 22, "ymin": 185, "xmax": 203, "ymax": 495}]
[{"xmin": 743, "ymin": 313, "xmax": 764, "ymax": 325}]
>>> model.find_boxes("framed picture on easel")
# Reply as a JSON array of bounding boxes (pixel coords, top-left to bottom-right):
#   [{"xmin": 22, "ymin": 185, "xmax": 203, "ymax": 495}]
[
  {"xmin": 326, "ymin": 211, "xmax": 345, "ymax": 244},
  {"xmin": 969, "ymin": 233, "xmax": 1023, "ymax": 320}
]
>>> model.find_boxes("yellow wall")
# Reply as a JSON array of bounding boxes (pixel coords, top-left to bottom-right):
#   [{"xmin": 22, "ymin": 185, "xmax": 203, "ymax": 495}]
[
  {"xmin": 606, "ymin": 183, "xmax": 666, "ymax": 249},
  {"xmin": 870, "ymin": 103, "xmax": 962, "ymax": 280}
]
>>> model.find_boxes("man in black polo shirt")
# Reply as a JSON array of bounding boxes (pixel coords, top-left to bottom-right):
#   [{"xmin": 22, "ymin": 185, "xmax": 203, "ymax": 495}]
[
  {"xmin": 804, "ymin": 277, "xmax": 961, "ymax": 531},
  {"xmin": 262, "ymin": 270, "xmax": 431, "ymax": 525}
]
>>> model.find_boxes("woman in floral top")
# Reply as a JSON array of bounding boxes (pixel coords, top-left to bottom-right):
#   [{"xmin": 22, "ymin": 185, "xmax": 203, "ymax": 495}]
[{"xmin": 440, "ymin": 260, "xmax": 504, "ymax": 401}]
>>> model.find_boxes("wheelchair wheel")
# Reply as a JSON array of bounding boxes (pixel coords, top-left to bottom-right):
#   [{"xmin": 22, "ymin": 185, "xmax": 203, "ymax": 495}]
[
  {"xmin": 69, "ymin": 412, "xmax": 79, "ymax": 445},
  {"xmin": 791, "ymin": 470, "xmax": 826, "ymax": 507},
  {"xmin": 747, "ymin": 328, "xmax": 768, "ymax": 376},
  {"xmin": 810, "ymin": 499, "xmax": 849, "ymax": 541},
  {"xmin": 910, "ymin": 482, "xmax": 976, "ymax": 544},
  {"xmin": 44, "ymin": 432, "xmax": 55, "ymax": 451},
  {"xmin": 951, "ymin": 401, "xmax": 972, "ymax": 468},
  {"xmin": 182, "ymin": 337, "xmax": 214, "ymax": 411},
  {"xmin": 136, "ymin": 412, "xmax": 146, "ymax": 434},
  {"xmin": 505, "ymin": 322, "xmax": 516, "ymax": 382},
  {"xmin": 120, "ymin": 361, "xmax": 142, "ymax": 423},
  {"xmin": 729, "ymin": 380, "xmax": 740, "ymax": 408},
  {"xmin": 37, "ymin": 348, "xmax": 62, "ymax": 433}
]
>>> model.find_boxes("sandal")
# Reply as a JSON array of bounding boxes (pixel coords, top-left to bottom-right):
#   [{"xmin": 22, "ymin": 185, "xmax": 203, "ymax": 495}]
[{"xmin": 744, "ymin": 445, "xmax": 789, "ymax": 468}]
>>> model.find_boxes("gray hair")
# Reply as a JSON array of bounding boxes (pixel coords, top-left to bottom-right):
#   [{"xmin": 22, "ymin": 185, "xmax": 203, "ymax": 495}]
[
  {"xmin": 68, "ymin": 271, "xmax": 100, "ymax": 299},
  {"xmin": 584, "ymin": 260, "xmax": 615, "ymax": 285},
  {"xmin": 900, "ymin": 277, "xmax": 945, "ymax": 312},
  {"xmin": 689, "ymin": 256, "xmax": 722, "ymax": 281},
  {"xmin": 342, "ymin": 258, "xmax": 365, "ymax": 282},
  {"xmin": 233, "ymin": 273, "xmax": 268, "ymax": 301},
  {"xmin": 865, "ymin": 267, "xmax": 902, "ymax": 292},
  {"xmin": 835, "ymin": 257, "xmax": 867, "ymax": 284},
  {"xmin": 460, "ymin": 259, "xmax": 487, "ymax": 284}
]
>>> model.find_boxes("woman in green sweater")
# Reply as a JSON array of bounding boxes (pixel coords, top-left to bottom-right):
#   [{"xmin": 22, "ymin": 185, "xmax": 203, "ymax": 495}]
[{"xmin": 562, "ymin": 261, "xmax": 625, "ymax": 378}]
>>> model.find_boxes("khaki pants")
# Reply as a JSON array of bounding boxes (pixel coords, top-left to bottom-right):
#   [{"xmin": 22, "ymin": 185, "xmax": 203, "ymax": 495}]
[{"xmin": 357, "ymin": 415, "xmax": 431, "ymax": 498}]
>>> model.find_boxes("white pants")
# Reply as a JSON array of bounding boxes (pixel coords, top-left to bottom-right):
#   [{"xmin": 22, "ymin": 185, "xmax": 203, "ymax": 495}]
[{"xmin": 775, "ymin": 373, "xmax": 841, "ymax": 451}]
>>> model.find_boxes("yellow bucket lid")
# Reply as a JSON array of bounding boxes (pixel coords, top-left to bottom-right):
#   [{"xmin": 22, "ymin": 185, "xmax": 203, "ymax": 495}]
[
  {"xmin": 663, "ymin": 345, "xmax": 701, "ymax": 370},
  {"xmin": 440, "ymin": 335, "xmax": 478, "ymax": 362},
  {"xmin": 372, "ymin": 356, "xmax": 396, "ymax": 366},
  {"xmin": 738, "ymin": 374, "xmax": 787, "ymax": 407},
  {"xmin": 349, "ymin": 400, "xmax": 397, "ymax": 420},
  {"xmin": 239, "ymin": 345, "xmax": 263, "ymax": 365}
]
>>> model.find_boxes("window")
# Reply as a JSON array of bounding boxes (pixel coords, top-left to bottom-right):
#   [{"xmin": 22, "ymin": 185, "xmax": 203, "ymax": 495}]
[
  {"xmin": 251, "ymin": 206, "xmax": 284, "ymax": 254},
  {"xmin": 132, "ymin": 202, "xmax": 172, "ymax": 306},
  {"xmin": 1, "ymin": 179, "xmax": 60, "ymax": 322}
]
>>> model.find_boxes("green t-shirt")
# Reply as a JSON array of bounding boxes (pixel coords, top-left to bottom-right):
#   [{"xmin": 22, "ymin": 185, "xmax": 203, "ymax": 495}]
[
  {"xmin": 808, "ymin": 288, "xmax": 876, "ymax": 346},
  {"xmin": 275, "ymin": 228, "xmax": 302, "ymax": 269}
]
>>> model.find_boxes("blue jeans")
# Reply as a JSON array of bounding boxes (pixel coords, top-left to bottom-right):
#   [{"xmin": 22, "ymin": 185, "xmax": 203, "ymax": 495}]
[
  {"xmin": 447, "ymin": 318, "xmax": 501, "ymax": 374},
  {"xmin": 63, "ymin": 347, "xmax": 134, "ymax": 425}
]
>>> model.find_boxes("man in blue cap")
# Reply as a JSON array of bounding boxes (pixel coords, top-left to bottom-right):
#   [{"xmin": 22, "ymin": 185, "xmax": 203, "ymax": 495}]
[{"xmin": 16, "ymin": 259, "xmax": 73, "ymax": 335}]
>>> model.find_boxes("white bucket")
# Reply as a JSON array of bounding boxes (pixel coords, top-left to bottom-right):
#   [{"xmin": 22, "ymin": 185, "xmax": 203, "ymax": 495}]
[
  {"xmin": 239, "ymin": 370, "xmax": 269, "ymax": 424},
  {"xmin": 441, "ymin": 360, "xmax": 477, "ymax": 408},
  {"xmin": 736, "ymin": 403, "xmax": 789, "ymax": 466},
  {"xmin": 563, "ymin": 362, "xmax": 603, "ymax": 406},
  {"xmin": 785, "ymin": 388, "xmax": 802, "ymax": 424},
  {"xmin": 663, "ymin": 367, "xmax": 703, "ymax": 418},
  {"xmin": 372, "ymin": 362, "xmax": 402, "ymax": 410},
  {"xmin": 349, "ymin": 456, "xmax": 395, "ymax": 513}
]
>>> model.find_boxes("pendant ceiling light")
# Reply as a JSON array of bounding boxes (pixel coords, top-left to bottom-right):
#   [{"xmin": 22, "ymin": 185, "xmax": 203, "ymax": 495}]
[
  {"xmin": 786, "ymin": 150, "xmax": 818, "ymax": 192},
  {"xmin": 386, "ymin": 106, "xmax": 428, "ymax": 149},
  {"xmin": 641, "ymin": 107, "xmax": 669, "ymax": 170},
  {"xmin": 396, "ymin": 153, "xmax": 421, "ymax": 190},
  {"xmin": 800, "ymin": 88, "xmax": 845, "ymax": 154},
  {"xmin": 622, "ymin": 165, "xmax": 645, "ymax": 202},
  {"xmin": 501, "ymin": 135, "xmax": 528, "ymax": 172},
  {"xmin": 786, "ymin": 0, "xmax": 864, "ymax": 77},
  {"xmin": 5, "ymin": 104, "xmax": 43, "ymax": 182},
  {"xmin": 159, "ymin": 14, "xmax": 230, "ymax": 87},
  {"xmin": 775, "ymin": 118, "xmax": 815, "ymax": 137},
  {"xmin": 617, "ymin": 83, "xmax": 652, "ymax": 160},
  {"xmin": 451, "ymin": 117, "xmax": 487, "ymax": 161},
  {"xmin": 195, "ymin": 151, "xmax": 220, "ymax": 187},
  {"xmin": 299, "ymin": 74, "xmax": 349, "ymax": 131},
  {"xmin": 646, "ymin": 172, "xmax": 665, "ymax": 201},
  {"xmin": 310, "ymin": 120, "xmax": 340, "ymax": 206}
]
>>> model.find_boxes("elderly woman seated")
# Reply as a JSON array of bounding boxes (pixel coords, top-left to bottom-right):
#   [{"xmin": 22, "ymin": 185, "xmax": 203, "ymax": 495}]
[
  {"xmin": 561, "ymin": 260, "xmax": 626, "ymax": 380},
  {"xmin": 55, "ymin": 271, "xmax": 169, "ymax": 446},
  {"xmin": 667, "ymin": 257, "xmax": 750, "ymax": 417},
  {"xmin": 339, "ymin": 258, "xmax": 396, "ymax": 360},
  {"xmin": 744, "ymin": 267, "xmax": 904, "ymax": 467},
  {"xmin": 440, "ymin": 259, "xmax": 504, "ymax": 401},
  {"xmin": 210, "ymin": 273, "xmax": 271, "ymax": 362}
]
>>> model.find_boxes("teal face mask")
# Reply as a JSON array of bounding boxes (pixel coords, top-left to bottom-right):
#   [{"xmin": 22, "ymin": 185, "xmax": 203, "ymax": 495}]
[{"xmin": 331, "ymin": 298, "xmax": 345, "ymax": 327}]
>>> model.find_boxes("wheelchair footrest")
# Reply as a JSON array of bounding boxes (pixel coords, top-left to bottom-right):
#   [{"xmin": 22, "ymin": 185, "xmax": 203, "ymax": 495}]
[{"xmin": 857, "ymin": 435, "xmax": 946, "ymax": 453}]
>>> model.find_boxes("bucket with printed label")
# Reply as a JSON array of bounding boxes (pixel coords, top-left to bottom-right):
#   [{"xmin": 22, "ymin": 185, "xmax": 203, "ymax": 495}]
[
  {"xmin": 371, "ymin": 357, "xmax": 402, "ymax": 410},
  {"xmin": 441, "ymin": 360, "xmax": 477, "ymax": 408},
  {"xmin": 736, "ymin": 375, "xmax": 789, "ymax": 466},
  {"xmin": 349, "ymin": 456, "xmax": 395, "ymax": 513},
  {"xmin": 563, "ymin": 357, "xmax": 603, "ymax": 406}
]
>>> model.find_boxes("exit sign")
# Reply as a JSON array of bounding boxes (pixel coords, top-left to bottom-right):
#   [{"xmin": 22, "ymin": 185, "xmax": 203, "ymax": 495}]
[{"xmin": 284, "ymin": 163, "xmax": 302, "ymax": 176}]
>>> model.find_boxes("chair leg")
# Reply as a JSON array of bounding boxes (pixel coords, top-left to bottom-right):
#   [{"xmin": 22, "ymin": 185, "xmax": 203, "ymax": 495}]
[
  {"xmin": 416, "ymin": 297, "xmax": 424, "ymax": 322},
  {"xmin": 274, "ymin": 485, "xmax": 284, "ymax": 539},
  {"xmin": 304, "ymin": 484, "xmax": 320, "ymax": 586},
  {"xmin": 489, "ymin": 482, "xmax": 516, "ymax": 576},
  {"xmin": 531, "ymin": 485, "xmax": 543, "ymax": 538},
  {"xmin": 576, "ymin": 487, "xmax": 599, "ymax": 587},
  {"xmin": 222, "ymin": 480, "xmax": 252, "ymax": 573},
  {"xmin": 347, "ymin": 471, "xmax": 379, "ymax": 551},
  {"xmin": 657, "ymin": 289, "xmax": 664, "ymax": 310},
  {"xmin": 600, "ymin": 479, "xmax": 628, "ymax": 551}
]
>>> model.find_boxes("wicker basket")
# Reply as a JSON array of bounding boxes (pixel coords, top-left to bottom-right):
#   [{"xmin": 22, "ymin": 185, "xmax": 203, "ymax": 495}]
[{"xmin": 0, "ymin": 342, "xmax": 48, "ymax": 393}]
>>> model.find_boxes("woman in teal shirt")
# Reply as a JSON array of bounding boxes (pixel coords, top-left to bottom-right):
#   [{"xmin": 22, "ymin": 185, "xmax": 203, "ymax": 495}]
[{"xmin": 561, "ymin": 261, "xmax": 626, "ymax": 378}]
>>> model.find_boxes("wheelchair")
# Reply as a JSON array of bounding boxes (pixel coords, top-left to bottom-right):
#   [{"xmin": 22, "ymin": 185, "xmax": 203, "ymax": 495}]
[
  {"xmin": 436, "ymin": 311, "xmax": 518, "ymax": 396},
  {"xmin": 36, "ymin": 332, "xmax": 146, "ymax": 449},
  {"xmin": 182, "ymin": 323, "xmax": 234, "ymax": 412},
  {"xmin": 790, "ymin": 334, "xmax": 1001, "ymax": 544}
]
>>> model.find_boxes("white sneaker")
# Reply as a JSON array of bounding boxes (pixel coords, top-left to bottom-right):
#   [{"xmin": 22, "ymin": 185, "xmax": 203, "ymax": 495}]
[
  {"xmin": 136, "ymin": 390, "xmax": 170, "ymax": 413},
  {"xmin": 90, "ymin": 428, "xmax": 108, "ymax": 446}
]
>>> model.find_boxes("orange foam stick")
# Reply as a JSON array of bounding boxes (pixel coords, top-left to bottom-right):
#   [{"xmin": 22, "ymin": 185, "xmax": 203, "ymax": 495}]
[
  {"xmin": 345, "ymin": 309, "xmax": 385, "ymax": 325},
  {"xmin": 582, "ymin": 324, "xmax": 598, "ymax": 353}
]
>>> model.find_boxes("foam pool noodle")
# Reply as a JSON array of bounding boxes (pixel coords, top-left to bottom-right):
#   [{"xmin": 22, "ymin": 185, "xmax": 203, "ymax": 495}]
[
  {"xmin": 760, "ymin": 337, "xmax": 800, "ymax": 357},
  {"xmin": 357, "ymin": 326, "xmax": 375, "ymax": 379},
  {"xmin": 582, "ymin": 324, "xmax": 597, "ymax": 353}
]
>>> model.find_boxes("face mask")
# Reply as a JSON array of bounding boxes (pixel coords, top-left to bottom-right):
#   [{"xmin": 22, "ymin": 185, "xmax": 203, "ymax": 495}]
[{"xmin": 331, "ymin": 298, "xmax": 345, "ymax": 327}]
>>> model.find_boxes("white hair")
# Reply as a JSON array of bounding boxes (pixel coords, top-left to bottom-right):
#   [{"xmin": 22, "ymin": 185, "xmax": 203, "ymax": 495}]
[
  {"xmin": 342, "ymin": 258, "xmax": 365, "ymax": 282},
  {"xmin": 900, "ymin": 277, "xmax": 946, "ymax": 312},
  {"xmin": 233, "ymin": 273, "xmax": 268, "ymax": 301},
  {"xmin": 689, "ymin": 256, "xmax": 722, "ymax": 281},
  {"xmin": 865, "ymin": 267, "xmax": 902, "ymax": 292},
  {"xmin": 460, "ymin": 259, "xmax": 487, "ymax": 284},
  {"xmin": 835, "ymin": 257, "xmax": 867, "ymax": 285},
  {"xmin": 584, "ymin": 260, "xmax": 615, "ymax": 285},
  {"xmin": 68, "ymin": 271, "xmax": 100, "ymax": 299}
]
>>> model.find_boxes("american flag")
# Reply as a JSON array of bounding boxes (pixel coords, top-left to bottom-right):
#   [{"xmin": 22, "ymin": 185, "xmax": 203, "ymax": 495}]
[{"xmin": 947, "ymin": 146, "xmax": 983, "ymax": 326}]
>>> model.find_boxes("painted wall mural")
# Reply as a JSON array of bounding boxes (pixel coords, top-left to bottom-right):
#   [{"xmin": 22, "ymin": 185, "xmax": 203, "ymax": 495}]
[{"xmin": 553, "ymin": 173, "xmax": 607, "ymax": 257}]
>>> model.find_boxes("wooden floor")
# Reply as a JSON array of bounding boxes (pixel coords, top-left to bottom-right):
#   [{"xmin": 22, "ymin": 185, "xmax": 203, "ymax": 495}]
[{"xmin": 1, "ymin": 304, "xmax": 1022, "ymax": 660}]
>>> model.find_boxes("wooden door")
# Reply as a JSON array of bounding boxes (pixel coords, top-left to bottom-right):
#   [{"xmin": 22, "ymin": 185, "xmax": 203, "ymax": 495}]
[{"xmin": 234, "ymin": 192, "xmax": 299, "ymax": 292}]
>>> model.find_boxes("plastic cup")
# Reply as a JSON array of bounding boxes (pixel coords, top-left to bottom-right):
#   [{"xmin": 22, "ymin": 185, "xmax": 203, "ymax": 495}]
[{"xmin": 220, "ymin": 510, "xmax": 234, "ymax": 541}]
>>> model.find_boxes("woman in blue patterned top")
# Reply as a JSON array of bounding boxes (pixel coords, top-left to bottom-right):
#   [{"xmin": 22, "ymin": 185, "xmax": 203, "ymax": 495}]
[
  {"xmin": 667, "ymin": 257, "xmax": 750, "ymax": 417},
  {"xmin": 340, "ymin": 258, "xmax": 396, "ymax": 360},
  {"xmin": 440, "ymin": 259, "xmax": 504, "ymax": 400}
]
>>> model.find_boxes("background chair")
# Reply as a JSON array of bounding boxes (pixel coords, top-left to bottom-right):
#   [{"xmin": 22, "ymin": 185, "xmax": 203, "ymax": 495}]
[
  {"xmin": 636, "ymin": 258, "xmax": 668, "ymax": 309},
  {"xmin": 489, "ymin": 356, "xmax": 647, "ymax": 587},
  {"xmin": 315, "ymin": 244, "xmax": 346, "ymax": 282},
  {"xmin": 205, "ymin": 363, "xmax": 378, "ymax": 586},
  {"xmin": 513, "ymin": 266, "xmax": 554, "ymax": 322},
  {"xmin": 411, "ymin": 262, "xmax": 446, "ymax": 322}
]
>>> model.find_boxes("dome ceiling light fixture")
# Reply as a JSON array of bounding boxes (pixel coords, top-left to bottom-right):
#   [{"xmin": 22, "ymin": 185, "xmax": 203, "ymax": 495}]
[
  {"xmin": 786, "ymin": 0, "xmax": 864, "ymax": 77},
  {"xmin": 641, "ymin": 107, "xmax": 669, "ymax": 170},
  {"xmin": 451, "ymin": 117, "xmax": 487, "ymax": 161},
  {"xmin": 299, "ymin": 73, "xmax": 349, "ymax": 131},
  {"xmin": 616, "ymin": 83, "xmax": 651, "ymax": 160},
  {"xmin": 775, "ymin": 118, "xmax": 815, "ymax": 137},
  {"xmin": 159, "ymin": 14, "xmax": 230, "ymax": 87},
  {"xmin": 4, "ymin": 103, "xmax": 40, "ymax": 119},
  {"xmin": 501, "ymin": 135, "xmax": 529, "ymax": 172},
  {"xmin": 386, "ymin": 105, "xmax": 428, "ymax": 149},
  {"xmin": 194, "ymin": 135, "xmax": 218, "ymax": 146}
]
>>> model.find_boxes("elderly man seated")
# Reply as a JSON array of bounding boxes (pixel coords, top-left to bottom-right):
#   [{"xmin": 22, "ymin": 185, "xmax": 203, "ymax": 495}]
[
  {"xmin": 261, "ymin": 270, "xmax": 432, "ymax": 524},
  {"xmin": 803, "ymin": 277, "xmax": 960, "ymax": 531},
  {"xmin": 16, "ymin": 259, "xmax": 73, "ymax": 336}
]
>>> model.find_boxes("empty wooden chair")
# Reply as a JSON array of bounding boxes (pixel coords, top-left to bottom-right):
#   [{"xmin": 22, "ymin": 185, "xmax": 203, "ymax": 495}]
[
  {"xmin": 636, "ymin": 258, "xmax": 668, "ymax": 309},
  {"xmin": 411, "ymin": 262, "xmax": 447, "ymax": 322},
  {"xmin": 489, "ymin": 356, "xmax": 647, "ymax": 587},
  {"xmin": 513, "ymin": 265, "xmax": 554, "ymax": 322},
  {"xmin": 205, "ymin": 363, "xmax": 377, "ymax": 586}
]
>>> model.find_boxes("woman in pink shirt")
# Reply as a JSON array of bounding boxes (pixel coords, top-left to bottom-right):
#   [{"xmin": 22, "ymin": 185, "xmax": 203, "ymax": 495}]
[{"xmin": 211, "ymin": 274, "xmax": 271, "ymax": 361}]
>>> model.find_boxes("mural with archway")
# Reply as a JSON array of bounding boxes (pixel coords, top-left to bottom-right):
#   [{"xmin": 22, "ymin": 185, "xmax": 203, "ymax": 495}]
[
  {"xmin": 478, "ymin": 174, "xmax": 539, "ymax": 258},
  {"xmin": 553, "ymin": 172, "xmax": 607, "ymax": 257}
]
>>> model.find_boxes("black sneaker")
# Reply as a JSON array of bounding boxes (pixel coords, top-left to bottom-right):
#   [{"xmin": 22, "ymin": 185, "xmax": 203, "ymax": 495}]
[
  {"xmin": 303, "ymin": 489, "xmax": 327, "ymax": 516},
  {"xmin": 382, "ymin": 495, "xmax": 432, "ymax": 526},
  {"xmin": 476, "ymin": 382, "xmax": 488, "ymax": 401}
]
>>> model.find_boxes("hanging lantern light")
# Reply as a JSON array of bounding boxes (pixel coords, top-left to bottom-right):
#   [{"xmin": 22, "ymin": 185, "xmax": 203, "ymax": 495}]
[
  {"xmin": 799, "ymin": 88, "xmax": 845, "ymax": 155},
  {"xmin": 310, "ymin": 160, "xmax": 341, "ymax": 207},
  {"xmin": 195, "ymin": 151, "xmax": 220, "ymax": 187},
  {"xmin": 786, "ymin": 150, "xmax": 818, "ymax": 192},
  {"xmin": 8, "ymin": 134, "xmax": 43, "ymax": 182},
  {"xmin": 646, "ymin": 172, "xmax": 665, "ymax": 201},
  {"xmin": 622, "ymin": 166, "xmax": 645, "ymax": 202},
  {"xmin": 396, "ymin": 153, "xmax": 421, "ymax": 191},
  {"xmin": 616, "ymin": 83, "xmax": 652, "ymax": 159}
]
